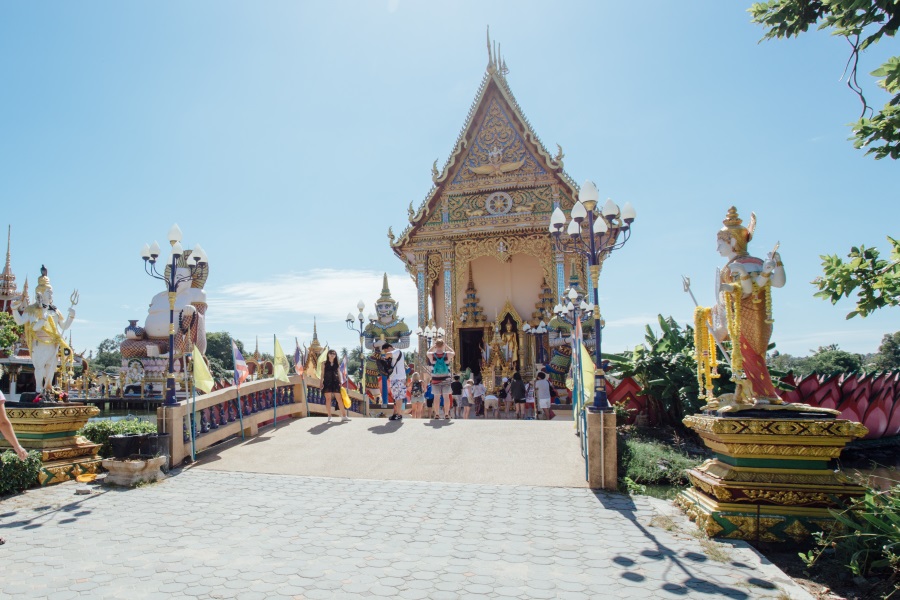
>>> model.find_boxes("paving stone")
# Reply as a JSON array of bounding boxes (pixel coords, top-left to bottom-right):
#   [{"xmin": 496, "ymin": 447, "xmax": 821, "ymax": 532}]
[{"xmin": 0, "ymin": 467, "xmax": 813, "ymax": 600}]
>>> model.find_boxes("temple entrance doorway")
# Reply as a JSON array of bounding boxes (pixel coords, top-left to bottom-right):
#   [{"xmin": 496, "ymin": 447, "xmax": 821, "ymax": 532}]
[{"xmin": 458, "ymin": 328, "xmax": 484, "ymax": 377}]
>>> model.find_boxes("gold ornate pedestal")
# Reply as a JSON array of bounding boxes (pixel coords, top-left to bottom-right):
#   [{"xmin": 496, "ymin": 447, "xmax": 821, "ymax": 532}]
[
  {"xmin": 677, "ymin": 413, "xmax": 868, "ymax": 543},
  {"xmin": 1, "ymin": 404, "xmax": 102, "ymax": 486}
]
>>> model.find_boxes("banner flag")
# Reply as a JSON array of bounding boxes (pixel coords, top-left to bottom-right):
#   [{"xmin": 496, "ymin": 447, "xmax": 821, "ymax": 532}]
[
  {"xmin": 316, "ymin": 345, "xmax": 329, "ymax": 379},
  {"xmin": 193, "ymin": 345, "xmax": 215, "ymax": 394},
  {"xmin": 293, "ymin": 338, "xmax": 304, "ymax": 376},
  {"xmin": 273, "ymin": 337, "xmax": 291, "ymax": 383},
  {"xmin": 232, "ymin": 341, "xmax": 250, "ymax": 387}
]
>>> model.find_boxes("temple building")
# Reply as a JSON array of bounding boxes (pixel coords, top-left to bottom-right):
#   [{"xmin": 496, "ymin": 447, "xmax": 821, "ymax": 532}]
[
  {"xmin": 0, "ymin": 226, "xmax": 36, "ymax": 398},
  {"xmin": 390, "ymin": 35, "xmax": 597, "ymax": 385}
]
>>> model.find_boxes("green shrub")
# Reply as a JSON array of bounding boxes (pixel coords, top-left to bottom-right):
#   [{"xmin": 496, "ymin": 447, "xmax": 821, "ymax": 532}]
[
  {"xmin": 78, "ymin": 419, "xmax": 157, "ymax": 458},
  {"xmin": 0, "ymin": 450, "xmax": 41, "ymax": 496},
  {"xmin": 801, "ymin": 483, "xmax": 900, "ymax": 588},
  {"xmin": 620, "ymin": 438, "xmax": 701, "ymax": 486}
]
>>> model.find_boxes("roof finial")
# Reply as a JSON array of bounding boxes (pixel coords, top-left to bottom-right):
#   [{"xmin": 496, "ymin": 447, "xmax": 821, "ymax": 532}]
[
  {"xmin": 467, "ymin": 261, "xmax": 475, "ymax": 289},
  {"xmin": 486, "ymin": 25, "xmax": 495, "ymax": 72},
  {"xmin": 312, "ymin": 317, "xmax": 319, "ymax": 342}
]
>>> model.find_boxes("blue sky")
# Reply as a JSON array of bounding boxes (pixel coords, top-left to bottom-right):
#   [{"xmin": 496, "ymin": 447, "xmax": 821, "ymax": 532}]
[{"xmin": 1, "ymin": 1, "xmax": 897, "ymax": 359}]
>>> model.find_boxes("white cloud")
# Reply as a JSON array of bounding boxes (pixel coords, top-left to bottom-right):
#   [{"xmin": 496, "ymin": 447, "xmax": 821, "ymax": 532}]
[
  {"xmin": 387, "ymin": 0, "xmax": 400, "ymax": 13},
  {"xmin": 208, "ymin": 268, "xmax": 416, "ymax": 319},
  {"xmin": 204, "ymin": 268, "xmax": 418, "ymax": 347}
]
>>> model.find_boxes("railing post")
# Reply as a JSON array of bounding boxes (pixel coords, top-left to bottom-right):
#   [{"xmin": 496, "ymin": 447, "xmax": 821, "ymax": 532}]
[
  {"xmin": 158, "ymin": 404, "xmax": 187, "ymax": 467},
  {"xmin": 587, "ymin": 411, "xmax": 617, "ymax": 490}
]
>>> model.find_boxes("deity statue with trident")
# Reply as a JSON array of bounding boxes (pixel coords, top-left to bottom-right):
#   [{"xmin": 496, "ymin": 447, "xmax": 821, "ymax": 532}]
[
  {"xmin": 12, "ymin": 266, "xmax": 79, "ymax": 398},
  {"xmin": 684, "ymin": 208, "xmax": 790, "ymax": 411}
]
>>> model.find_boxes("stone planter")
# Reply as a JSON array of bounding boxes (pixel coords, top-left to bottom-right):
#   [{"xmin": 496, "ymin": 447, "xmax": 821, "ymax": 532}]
[{"xmin": 101, "ymin": 456, "xmax": 167, "ymax": 487}]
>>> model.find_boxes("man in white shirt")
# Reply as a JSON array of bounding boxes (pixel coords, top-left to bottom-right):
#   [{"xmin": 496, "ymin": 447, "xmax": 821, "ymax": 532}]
[
  {"xmin": 534, "ymin": 372, "xmax": 553, "ymax": 420},
  {"xmin": 379, "ymin": 343, "xmax": 407, "ymax": 421}
]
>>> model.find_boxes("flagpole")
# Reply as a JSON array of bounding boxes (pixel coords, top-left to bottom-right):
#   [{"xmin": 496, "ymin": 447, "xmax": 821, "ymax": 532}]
[
  {"xmin": 236, "ymin": 383, "xmax": 245, "ymax": 441},
  {"xmin": 272, "ymin": 334, "xmax": 278, "ymax": 429}
]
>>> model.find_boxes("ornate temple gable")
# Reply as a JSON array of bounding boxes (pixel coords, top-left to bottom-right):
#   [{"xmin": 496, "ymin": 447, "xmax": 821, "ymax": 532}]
[
  {"xmin": 390, "ymin": 35, "xmax": 579, "ymax": 257},
  {"xmin": 448, "ymin": 95, "xmax": 547, "ymax": 190}
]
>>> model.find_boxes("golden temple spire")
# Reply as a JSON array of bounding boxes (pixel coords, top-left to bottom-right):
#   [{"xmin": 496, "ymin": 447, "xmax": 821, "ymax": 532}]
[
  {"xmin": 312, "ymin": 317, "xmax": 319, "ymax": 343},
  {"xmin": 0, "ymin": 225, "xmax": 16, "ymax": 298},
  {"xmin": 467, "ymin": 262, "xmax": 475, "ymax": 290}
]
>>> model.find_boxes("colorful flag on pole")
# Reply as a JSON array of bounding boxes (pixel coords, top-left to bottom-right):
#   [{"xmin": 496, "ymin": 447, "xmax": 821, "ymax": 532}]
[
  {"xmin": 232, "ymin": 341, "xmax": 249, "ymax": 387},
  {"xmin": 273, "ymin": 337, "xmax": 290, "ymax": 383},
  {"xmin": 316, "ymin": 345, "xmax": 329, "ymax": 379},
  {"xmin": 339, "ymin": 355, "xmax": 358, "ymax": 391},
  {"xmin": 579, "ymin": 342, "xmax": 596, "ymax": 403},
  {"xmin": 339, "ymin": 355, "xmax": 348, "ymax": 385},
  {"xmin": 293, "ymin": 338, "xmax": 304, "ymax": 376},
  {"xmin": 192, "ymin": 345, "xmax": 215, "ymax": 394}
]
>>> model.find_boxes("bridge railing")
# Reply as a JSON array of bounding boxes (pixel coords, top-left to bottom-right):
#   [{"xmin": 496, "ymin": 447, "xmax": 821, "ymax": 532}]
[
  {"xmin": 157, "ymin": 375, "xmax": 307, "ymax": 467},
  {"xmin": 157, "ymin": 375, "xmax": 369, "ymax": 466}
]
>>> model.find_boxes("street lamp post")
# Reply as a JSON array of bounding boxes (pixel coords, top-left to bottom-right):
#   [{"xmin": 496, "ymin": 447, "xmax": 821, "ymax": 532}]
[
  {"xmin": 345, "ymin": 300, "xmax": 373, "ymax": 414},
  {"xmin": 522, "ymin": 313, "xmax": 549, "ymax": 370},
  {"xmin": 549, "ymin": 181, "xmax": 635, "ymax": 412},
  {"xmin": 415, "ymin": 323, "xmax": 443, "ymax": 352},
  {"xmin": 140, "ymin": 224, "xmax": 208, "ymax": 406}
]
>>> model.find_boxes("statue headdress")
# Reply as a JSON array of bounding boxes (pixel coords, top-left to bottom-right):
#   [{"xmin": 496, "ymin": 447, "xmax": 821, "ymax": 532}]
[
  {"xmin": 717, "ymin": 206, "xmax": 756, "ymax": 255},
  {"xmin": 35, "ymin": 264, "xmax": 52, "ymax": 299},
  {"xmin": 378, "ymin": 273, "xmax": 398, "ymax": 308}
]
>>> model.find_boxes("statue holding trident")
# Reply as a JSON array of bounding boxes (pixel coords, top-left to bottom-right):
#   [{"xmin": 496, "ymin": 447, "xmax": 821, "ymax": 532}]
[
  {"xmin": 684, "ymin": 207, "xmax": 803, "ymax": 412},
  {"xmin": 12, "ymin": 266, "xmax": 78, "ymax": 399}
]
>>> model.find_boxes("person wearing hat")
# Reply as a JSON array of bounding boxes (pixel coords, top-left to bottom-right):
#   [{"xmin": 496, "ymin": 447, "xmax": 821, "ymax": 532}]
[
  {"xmin": 426, "ymin": 338, "xmax": 455, "ymax": 419},
  {"xmin": 460, "ymin": 378, "xmax": 474, "ymax": 419}
]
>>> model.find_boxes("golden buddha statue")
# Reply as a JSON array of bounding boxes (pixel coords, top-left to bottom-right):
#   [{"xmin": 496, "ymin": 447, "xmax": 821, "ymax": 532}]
[{"xmin": 500, "ymin": 320, "xmax": 518, "ymax": 366}]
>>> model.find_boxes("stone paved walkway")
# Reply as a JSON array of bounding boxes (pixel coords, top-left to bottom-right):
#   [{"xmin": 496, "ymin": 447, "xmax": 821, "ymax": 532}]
[
  {"xmin": 0, "ymin": 468, "xmax": 811, "ymax": 599},
  {"xmin": 193, "ymin": 418, "xmax": 589, "ymax": 488}
]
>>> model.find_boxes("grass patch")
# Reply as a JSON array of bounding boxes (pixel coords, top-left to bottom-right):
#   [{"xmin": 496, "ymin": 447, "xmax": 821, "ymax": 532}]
[
  {"xmin": 649, "ymin": 514, "xmax": 678, "ymax": 532},
  {"xmin": 699, "ymin": 538, "xmax": 730, "ymax": 563},
  {"xmin": 620, "ymin": 437, "xmax": 702, "ymax": 487}
]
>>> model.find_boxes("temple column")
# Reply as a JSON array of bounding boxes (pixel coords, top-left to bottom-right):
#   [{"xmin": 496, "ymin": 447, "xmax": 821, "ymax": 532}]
[
  {"xmin": 555, "ymin": 251, "xmax": 565, "ymax": 301},
  {"xmin": 416, "ymin": 261, "xmax": 427, "ymax": 373},
  {"xmin": 443, "ymin": 248, "xmax": 455, "ymax": 366}
]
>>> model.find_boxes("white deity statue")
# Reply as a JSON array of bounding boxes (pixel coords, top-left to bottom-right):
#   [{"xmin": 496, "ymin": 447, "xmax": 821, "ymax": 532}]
[
  {"xmin": 144, "ymin": 266, "xmax": 207, "ymax": 339},
  {"xmin": 12, "ymin": 266, "xmax": 77, "ymax": 396}
]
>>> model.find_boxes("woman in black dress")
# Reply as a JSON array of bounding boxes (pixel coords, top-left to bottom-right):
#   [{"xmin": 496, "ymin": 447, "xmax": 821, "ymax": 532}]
[{"xmin": 322, "ymin": 350, "xmax": 348, "ymax": 423}]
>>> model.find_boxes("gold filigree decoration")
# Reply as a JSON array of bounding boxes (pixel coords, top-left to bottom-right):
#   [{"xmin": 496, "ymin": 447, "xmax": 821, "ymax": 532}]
[
  {"xmin": 447, "ymin": 187, "xmax": 556, "ymax": 221},
  {"xmin": 684, "ymin": 415, "xmax": 868, "ymax": 439},
  {"xmin": 426, "ymin": 253, "xmax": 443, "ymax": 293},
  {"xmin": 454, "ymin": 234, "xmax": 554, "ymax": 300},
  {"xmin": 451, "ymin": 96, "xmax": 546, "ymax": 188}
]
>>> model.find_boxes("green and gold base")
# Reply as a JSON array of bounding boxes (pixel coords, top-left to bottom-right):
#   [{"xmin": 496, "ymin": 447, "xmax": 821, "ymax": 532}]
[
  {"xmin": 2, "ymin": 403, "xmax": 102, "ymax": 487},
  {"xmin": 678, "ymin": 413, "xmax": 868, "ymax": 543}
]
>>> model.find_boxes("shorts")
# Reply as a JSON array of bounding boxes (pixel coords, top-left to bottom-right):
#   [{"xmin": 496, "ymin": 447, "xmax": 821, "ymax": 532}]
[
  {"xmin": 538, "ymin": 398, "xmax": 551, "ymax": 409},
  {"xmin": 514, "ymin": 399, "xmax": 526, "ymax": 404},
  {"xmin": 484, "ymin": 398, "xmax": 499, "ymax": 410},
  {"xmin": 412, "ymin": 395, "xmax": 425, "ymax": 405},
  {"xmin": 459, "ymin": 396, "xmax": 471, "ymax": 408},
  {"xmin": 390, "ymin": 379, "xmax": 407, "ymax": 403},
  {"xmin": 322, "ymin": 382, "xmax": 341, "ymax": 394},
  {"xmin": 426, "ymin": 398, "xmax": 434, "ymax": 408},
  {"xmin": 432, "ymin": 381, "xmax": 452, "ymax": 400}
]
